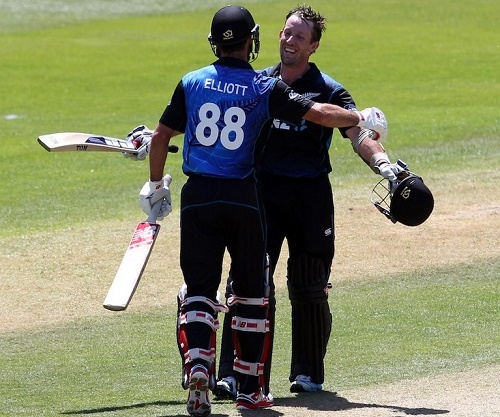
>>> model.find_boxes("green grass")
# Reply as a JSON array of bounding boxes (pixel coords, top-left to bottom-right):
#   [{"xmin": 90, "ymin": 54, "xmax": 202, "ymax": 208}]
[
  {"xmin": 330, "ymin": 260, "xmax": 500, "ymax": 389},
  {"xmin": 1, "ymin": 260, "xmax": 498, "ymax": 415},
  {"xmin": 1, "ymin": 0, "xmax": 499, "ymax": 415},
  {"xmin": 1, "ymin": 0, "xmax": 499, "ymax": 235}
]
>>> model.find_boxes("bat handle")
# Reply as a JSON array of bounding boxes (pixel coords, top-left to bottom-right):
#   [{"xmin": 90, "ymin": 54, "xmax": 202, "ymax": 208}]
[
  {"xmin": 147, "ymin": 199, "xmax": 163, "ymax": 223},
  {"xmin": 168, "ymin": 144, "xmax": 179, "ymax": 153}
]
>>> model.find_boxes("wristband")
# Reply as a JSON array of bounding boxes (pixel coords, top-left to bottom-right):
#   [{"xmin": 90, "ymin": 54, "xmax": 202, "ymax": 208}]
[
  {"xmin": 369, "ymin": 152, "xmax": 390, "ymax": 174},
  {"xmin": 149, "ymin": 179, "xmax": 164, "ymax": 190}
]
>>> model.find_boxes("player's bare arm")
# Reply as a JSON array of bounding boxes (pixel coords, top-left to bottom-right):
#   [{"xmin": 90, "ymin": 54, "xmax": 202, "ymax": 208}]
[
  {"xmin": 346, "ymin": 126, "xmax": 406, "ymax": 182},
  {"xmin": 304, "ymin": 104, "xmax": 387, "ymax": 140},
  {"xmin": 149, "ymin": 123, "xmax": 174, "ymax": 181}
]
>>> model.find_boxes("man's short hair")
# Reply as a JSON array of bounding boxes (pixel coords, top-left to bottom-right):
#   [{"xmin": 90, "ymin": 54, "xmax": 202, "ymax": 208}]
[{"xmin": 286, "ymin": 4, "xmax": 327, "ymax": 43}]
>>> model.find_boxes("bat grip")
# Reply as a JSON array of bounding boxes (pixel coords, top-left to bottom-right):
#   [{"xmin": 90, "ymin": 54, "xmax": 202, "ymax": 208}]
[{"xmin": 147, "ymin": 199, "xmax": 163, "ymax": 223}]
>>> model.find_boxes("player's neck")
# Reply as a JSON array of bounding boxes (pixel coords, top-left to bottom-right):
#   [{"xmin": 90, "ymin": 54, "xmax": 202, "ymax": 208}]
[
  {"xmin": 280, "ymin": 62, "xmax": 310, "ymax": 85},
  {"xmin": 221, "ymin": 51, "xmax": 250, "ymax": 62}
]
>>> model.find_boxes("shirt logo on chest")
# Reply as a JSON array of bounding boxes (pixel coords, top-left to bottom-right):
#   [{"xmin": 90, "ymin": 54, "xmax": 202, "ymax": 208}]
[{"xmin": 302, "ymin": 92, "xmax": 321, "ymax": 100}]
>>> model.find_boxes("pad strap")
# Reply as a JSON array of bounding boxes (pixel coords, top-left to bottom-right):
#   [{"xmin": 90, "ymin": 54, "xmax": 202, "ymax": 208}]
[
  {"xmin": 179, "ymin": 311, "xmax": 220, "ymax": 331},
  {"xmin": 233, "ymin": 357, "xmax": 265, "ymax": 376},
  {"xmin": 180, "ymin": 295, "xmax": 229, "ymax": 313},
  {"xmin": 232, "ymin": 316, "xmax": 269, "ymax": 333},
  {"xmin": 183, "ymin": 347, "xmax": 216, "ymax": 365},
  {"xmin": 227, "ymin": 296, "xmax": 269, "ymax": 307}
]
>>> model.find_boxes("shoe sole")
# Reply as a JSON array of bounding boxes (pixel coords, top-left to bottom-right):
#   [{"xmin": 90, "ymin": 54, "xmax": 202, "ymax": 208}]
[
  {"xmin": 236, "ymin": 394, "xmax": 274, "ymax": 410},
  {"xmin": 187, "ymin": 372, "xmax": 211, "ymax": 417},
  {"xmin": 236, "ymin": 401, "xmax": 273, "ymax": 410}
]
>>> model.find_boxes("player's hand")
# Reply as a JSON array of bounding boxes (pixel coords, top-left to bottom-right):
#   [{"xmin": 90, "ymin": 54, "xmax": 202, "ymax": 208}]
[
  {"xmin": 356, "ymin": 107, "xmax": 387, "ymax": 141},
  {"xmin": 139, "ymin": 174, "xmax": 172, "ymax": 221},
  {"xmin": 123, "ymin": 125, "xmax": 153, "ymax": 161},
  {"xmin": 377, "ymin": 161, "xmax": 405, "ymax": 183}
]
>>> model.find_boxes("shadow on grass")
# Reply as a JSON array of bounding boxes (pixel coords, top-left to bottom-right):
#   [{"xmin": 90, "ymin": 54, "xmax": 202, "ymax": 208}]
[
  {"xmin": 61, "ymin": 399, "xmax": 233, "ymax": 417},
  {"xmin": 61, "ymin": 391, "xmax": 449, "ymax": 416},
  {"xmin": 269, "ymin": 390, "xmax": 450, "ymax": 415},
  {"xmin": 61, "ymin": 400, "xmax": 183, "ymax": 416}
]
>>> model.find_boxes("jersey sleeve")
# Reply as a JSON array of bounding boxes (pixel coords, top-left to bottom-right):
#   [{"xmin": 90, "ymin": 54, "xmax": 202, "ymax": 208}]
[
  {"xmin": 159, "ymin": 81, "xmax": 187, "ymax": 132},
  {"xmin": 268, "ymin": 80, "xmax": 315, "ymax": 123},
  {"xmin": 329, "ymin": 87, "xmax": 357, "ymax": 138}
]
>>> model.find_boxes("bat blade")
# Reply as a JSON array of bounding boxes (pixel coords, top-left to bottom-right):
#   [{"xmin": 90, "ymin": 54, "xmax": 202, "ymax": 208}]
[
  {"xmin": 38, "ymin": 132, "xmax": 138, "ymax": 154},
  {"xmin": 37, "ymin": 132, "xmax": 179, "ymax": 154},
  {"xmin": 103, "ymin": 220, "xmax": 161, "ymax": 311}
]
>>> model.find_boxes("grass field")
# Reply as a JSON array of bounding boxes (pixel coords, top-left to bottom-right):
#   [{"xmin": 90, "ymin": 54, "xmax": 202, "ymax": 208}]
[{"xmin": 1, "ymin": 0, "xmax": 499, "ymax": 416}]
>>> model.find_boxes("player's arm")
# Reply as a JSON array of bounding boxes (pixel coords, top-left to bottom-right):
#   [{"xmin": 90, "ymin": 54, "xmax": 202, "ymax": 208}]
[
  {"xmin": 304, "ymin": 103, "xmax": 387, "ymax": 140},
  {"xmin": 269, "ymin": 80, "xmax": 387, "ymax": 139},
  {"xmin": 138, "ymin": 81, "xmax": 186, "ymax": 220},
  {"xmin": 345, "ymin": 126, "xmax": 404, "ymax": 181},
  {"xmin": 346, "ymin": 126, "xmax": 385, "ymax": 166},
  {"xmin": 149, "ymin": 123, "xmax": 174, "ymax": 181},
  {"xmin": 150, "ymin": 81, "xmax": 187, "ymax": 181}
]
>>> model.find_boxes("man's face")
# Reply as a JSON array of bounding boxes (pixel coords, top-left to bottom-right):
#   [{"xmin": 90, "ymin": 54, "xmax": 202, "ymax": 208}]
[{"xmin": 279, "ymin": 14, "xmax": 319, "ymax": 67}]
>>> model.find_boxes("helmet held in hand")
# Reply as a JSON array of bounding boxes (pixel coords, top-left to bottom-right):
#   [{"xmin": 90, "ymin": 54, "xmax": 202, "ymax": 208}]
[{"xmin": 371, "ymin": 163, "xmax": 434, "ymax": 226}]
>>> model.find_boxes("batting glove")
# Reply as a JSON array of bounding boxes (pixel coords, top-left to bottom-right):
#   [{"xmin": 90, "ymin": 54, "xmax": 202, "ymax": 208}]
[
  {"xmin": 139, "ymin": 174, "xmax": 173, "ymax": 221},
  {"xmin": 123, "ymin": 125, "xmax": 153, "ymax": 161},
  {"xmin": 355, "ymin": 107, "xmax": 388, "ymax": 141},
  {"xmin": 378, "ymin": 162, "xmax": 404, "ymax": 181}
]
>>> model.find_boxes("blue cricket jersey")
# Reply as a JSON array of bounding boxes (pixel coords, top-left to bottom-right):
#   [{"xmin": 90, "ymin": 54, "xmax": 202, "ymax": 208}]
[{"xmin": 159, "ymin": 57, "xmax": 314, "ymax": 179}]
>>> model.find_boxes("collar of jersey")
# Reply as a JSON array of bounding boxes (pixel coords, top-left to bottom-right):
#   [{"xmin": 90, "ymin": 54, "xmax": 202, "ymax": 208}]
[
  {"xmin": 267, "ymin": 62, "xmax": 320, "ymax": 85},
  {"xmin": 214, "ymin": 57, "xmax": 254, "ymax": 70}
]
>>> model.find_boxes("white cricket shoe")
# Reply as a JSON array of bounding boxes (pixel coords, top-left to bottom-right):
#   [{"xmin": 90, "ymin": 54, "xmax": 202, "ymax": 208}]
[
  {"xmin": 187, "ymin": 365, "xmax": 211, "ymax": 416},
  {"xmin": 215, "ymin": 376, "xmax": 237, "ymax": 398},
  {"xmin": 236, "ymin": 388, "xmax": 274, "ymax": 410},
  {"xmin": 290, "ymin": 374, "xmax": 323, "ymax": 392}
]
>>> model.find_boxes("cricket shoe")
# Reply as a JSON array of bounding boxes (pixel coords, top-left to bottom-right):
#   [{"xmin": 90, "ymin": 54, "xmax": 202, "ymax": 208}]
[
  {"xmin": 214, "ymin": 376, "xmax": 237, "ymax": 398},
  {"xmin": 186, "ymin": 365, "xmax": 211, "ymax": 416},
  {"xmin": 290, "ymin": 375, "xmax": 323, "ymax": 393},
  {"xmin": 236, "ymin": 388, "xmax": 274, "ymax": 410}
]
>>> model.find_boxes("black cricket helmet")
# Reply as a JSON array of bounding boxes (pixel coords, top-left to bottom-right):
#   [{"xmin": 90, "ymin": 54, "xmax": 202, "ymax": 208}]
[
  {"xmin": 208, "ymin": 5, "xmax": 260, "ymax": 61},
  {"xmin": 371, "ymin": 163, "xmax": 434, "ymax": 226}
]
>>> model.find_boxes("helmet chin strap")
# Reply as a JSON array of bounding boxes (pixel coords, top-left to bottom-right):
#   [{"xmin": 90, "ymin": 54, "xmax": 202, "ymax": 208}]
[{"xmin": 248, "ymin": 24, "xmax": 260, "ymax": 63}]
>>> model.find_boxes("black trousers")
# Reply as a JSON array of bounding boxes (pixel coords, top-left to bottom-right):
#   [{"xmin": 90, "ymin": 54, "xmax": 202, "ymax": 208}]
[
  {"xmin": 180, "ymin": 176, "xmax": 268, "ymax": 393},
  {"xmin": 218, "ymin": 173, "xmax": 335, "ymax": 390}
]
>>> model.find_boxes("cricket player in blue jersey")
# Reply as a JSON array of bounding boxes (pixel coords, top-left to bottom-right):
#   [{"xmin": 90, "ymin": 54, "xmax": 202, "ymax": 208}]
[{"xmin": 133, "ymin": 5, "xmax": 394, "ymax": 416}]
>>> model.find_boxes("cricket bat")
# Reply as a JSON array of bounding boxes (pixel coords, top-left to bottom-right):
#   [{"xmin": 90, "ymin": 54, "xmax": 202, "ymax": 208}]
[
  {"xmin": 103, "ymin": 200, "xmax": 164, "ymax": 311},
  {"xmin": 37, "ymin": 132, "xmax": 178, "ymax": 154}
]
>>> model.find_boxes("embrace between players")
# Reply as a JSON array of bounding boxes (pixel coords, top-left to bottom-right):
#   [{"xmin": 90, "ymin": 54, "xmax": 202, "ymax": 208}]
[{"xmin": 123, "ymin": 5, "xmax": 403, "ymax": 417}]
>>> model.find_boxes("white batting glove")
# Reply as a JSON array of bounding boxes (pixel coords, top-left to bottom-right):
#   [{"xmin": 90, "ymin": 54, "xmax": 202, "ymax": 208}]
[
  {"xmin": 355, "ymin": 107, "xmax": 388, "ymax": 141},
  {"xmin": 377, "ymin": 161, "xmax": 405, "ymax": 183},
  {"xmin": 139, "ymin": 174, "xmax": 172, "ymax": 221},
  {"xmin": 123, "ymin": 125, "xmax": 153, "ymax": 161}
]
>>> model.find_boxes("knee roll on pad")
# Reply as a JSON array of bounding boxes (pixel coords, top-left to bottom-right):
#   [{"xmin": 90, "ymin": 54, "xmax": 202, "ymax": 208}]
[{"xmin": 287, "ymin": 254, "xmax": 330, "ymax": 303}]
